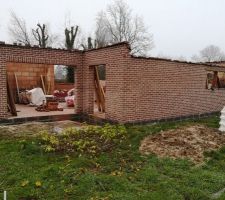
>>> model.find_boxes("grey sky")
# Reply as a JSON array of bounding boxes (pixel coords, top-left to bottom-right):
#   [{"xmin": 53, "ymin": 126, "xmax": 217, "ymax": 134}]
[{"xmin": 0, "ymin": 0, "xmax": 224, "ymax": 59}]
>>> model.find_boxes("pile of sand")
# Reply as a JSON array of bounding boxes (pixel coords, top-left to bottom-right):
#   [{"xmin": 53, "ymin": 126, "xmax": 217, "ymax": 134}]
[{"xmin": 140, "ymin": 125, "xmax": 225, "ymax": 163}]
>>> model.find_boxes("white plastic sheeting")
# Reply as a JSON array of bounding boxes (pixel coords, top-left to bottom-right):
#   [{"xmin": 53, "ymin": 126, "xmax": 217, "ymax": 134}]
[
  {"xmin": 28, "ymin": 88, "xmax": 46, "ymax": 106},
  {"xmin": 219, "ymin": 107, "xmax": 225, "ymax": 132}
]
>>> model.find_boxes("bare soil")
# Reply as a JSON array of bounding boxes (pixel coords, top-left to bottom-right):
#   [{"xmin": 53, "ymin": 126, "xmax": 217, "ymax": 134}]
[
  {"xmin": 0, "ymin": 120, "xmax": 83, "ymax": 138},
  {"xmin": 140, "ymin": 125, "xmax": 225, "ymax": 163}
]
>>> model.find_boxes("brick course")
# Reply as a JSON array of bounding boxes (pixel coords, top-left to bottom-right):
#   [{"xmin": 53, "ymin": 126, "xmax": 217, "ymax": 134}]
[
  {"xmin": 7, "ymin": 63, "xmax": 55, "ymax": 99},
  {"xmin": 0, "ymin": 42, "xmax": 225, "ymax": 123},
  {"xmin": 0, "ymin": 44, "xmax": 83, "ymax": 118},
  {"xmin": 124, "ymin": 57, "xmax": 225, "ymax": 123}
]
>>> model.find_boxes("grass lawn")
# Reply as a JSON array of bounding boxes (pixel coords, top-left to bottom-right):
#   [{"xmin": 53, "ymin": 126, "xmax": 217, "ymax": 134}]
[{"xmin": 1, "ymin": 116, "xmax": 225, "ymax": 200}]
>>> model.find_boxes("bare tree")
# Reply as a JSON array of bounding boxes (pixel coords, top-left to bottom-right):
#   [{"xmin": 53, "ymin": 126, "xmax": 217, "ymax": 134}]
[
  {"xmin": 32, "ymin": 23, "xmax": 49, "ymax": 48},
  {"xmin": 192, "ymin": 45, "xmax": 225, "ymax": 62},
  {"xmin": 191, "ymin": 54, "xmax": 201, "ymax": 63},
  {"xmin": 62, "ymin": 14, "xmax": 86, "ymax": 50},
  {"xmin": 9, "ymin": 12, "xmax": 59, "ymax": 48},
  {"xmin": 65, "ymin": 26, "xmax": 79, "ymax": 50},
  {"xmin": 157, "ymin": 53, "xmax": 187, "ymax": 61},
  {"xmin": 95, "ymin": 0, "xmax": 154, "ymax": 56},
  {"xmin": 81, "ymin": 37, "xmax": 98, "ymax": 50},
  {"xmin": 200, "ymin": 45, "xmax": 225, "ymax": 62},
  {"xmin": 95, "ymin": 11, "xmax": 111, "ymax": 48},
  {"xmin": 63, "ymin": 25, "xmax": 79, "ymax": 83},
  {"xmin": 8, "ymin": 11, "xmax": 31, "ymax": 45}
]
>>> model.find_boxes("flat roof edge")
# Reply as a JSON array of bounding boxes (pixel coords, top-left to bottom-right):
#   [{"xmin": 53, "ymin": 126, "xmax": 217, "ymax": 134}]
[{"xmin": 131, "ymin": 55, "xmax": 221, "ymax": 67}]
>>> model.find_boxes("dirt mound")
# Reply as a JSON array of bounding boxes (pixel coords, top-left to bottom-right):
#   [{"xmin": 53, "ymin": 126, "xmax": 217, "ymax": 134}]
[{"xmin": 140, "ymin": 125, "xmax": 225, "ymax": 163}]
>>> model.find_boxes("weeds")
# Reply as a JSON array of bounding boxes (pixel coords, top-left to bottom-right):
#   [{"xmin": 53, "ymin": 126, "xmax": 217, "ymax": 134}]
[
  {"xmin": 1, "ymin": 115, "xmax": 225, "ymax": 199},
  {"xmin": 39, "ymin": 124, "xmax": 127, "ymax": 156}
]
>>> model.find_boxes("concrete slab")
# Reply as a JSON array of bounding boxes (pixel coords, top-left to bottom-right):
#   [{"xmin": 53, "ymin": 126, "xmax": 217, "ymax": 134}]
[{"xmin": 9, "ymin": 103, "xmax": 75, "ymax": 119}]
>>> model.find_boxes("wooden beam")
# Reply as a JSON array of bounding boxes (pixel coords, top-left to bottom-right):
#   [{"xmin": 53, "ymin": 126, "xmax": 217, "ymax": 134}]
[
  {"xmin": 41, "ymin": 75, "xmax": 47, "ymax": 95},
  {"xmin": 14, "ymin": 72, "xmax": 21, "ymax": 103},
  {"xmin": 7, "ymin": 77, "xmax": 17, "ymax": 116},
  {"xmin": 94, "ymin": 66, "xmax": 105, "ymax": 113}
]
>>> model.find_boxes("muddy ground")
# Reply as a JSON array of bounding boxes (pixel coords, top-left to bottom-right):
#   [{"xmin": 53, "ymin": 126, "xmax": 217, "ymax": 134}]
[{"xmin": 140, "ymin": 125, "xmax": 225, "ymax": 163}]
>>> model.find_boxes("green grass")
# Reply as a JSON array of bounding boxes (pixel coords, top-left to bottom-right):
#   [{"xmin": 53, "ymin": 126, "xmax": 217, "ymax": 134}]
[{"xmin": 0, "ymin": 115, "xmax": 225, "ymax": 200}]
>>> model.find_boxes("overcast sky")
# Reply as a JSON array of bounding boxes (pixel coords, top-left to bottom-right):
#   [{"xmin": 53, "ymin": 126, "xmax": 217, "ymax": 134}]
[{"xmin": 0, "ymin": 0, "xmax": 225, "ymax": 60}]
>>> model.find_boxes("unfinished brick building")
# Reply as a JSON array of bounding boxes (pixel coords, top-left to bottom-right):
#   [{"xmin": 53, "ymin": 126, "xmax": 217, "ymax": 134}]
[{"xmin": 0, "ymin": 41, "xmax": 225, "ymax": 124}]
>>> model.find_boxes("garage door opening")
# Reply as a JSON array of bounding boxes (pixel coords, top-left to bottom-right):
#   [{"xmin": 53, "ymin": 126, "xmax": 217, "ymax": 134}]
[{"xmin": 7, "ymin": 62, "xmax": 77, "ymax": 119}]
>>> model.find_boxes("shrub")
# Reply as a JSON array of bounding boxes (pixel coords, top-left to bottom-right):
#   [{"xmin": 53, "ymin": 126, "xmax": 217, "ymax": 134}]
[{"xmin": 39, "ymin": 124, "xmax": 127, "ymax": 156}]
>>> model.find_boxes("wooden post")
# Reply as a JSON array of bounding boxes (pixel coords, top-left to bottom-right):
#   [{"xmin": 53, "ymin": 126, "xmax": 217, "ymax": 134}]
[
  {"xmin": 94, "ymin": 66, "xmax": 105, "ymax": 112},
  {"xmin": 14, "ymin": 73, "xmax": 21, "ymax": 103},
  {"xmin": 7, "ymin": 77, "xmax": 17, "ymax": 116},
  {"xmin": 41, "ymin": 75, "xmax": 47, "ymax": 95}
]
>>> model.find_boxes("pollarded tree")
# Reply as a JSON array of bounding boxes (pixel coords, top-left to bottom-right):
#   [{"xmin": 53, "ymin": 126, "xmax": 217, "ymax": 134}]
[
  {"xmin": 32, "ymin": 23, "xmax": 49, "ymax": 48},
  {"xmin": 81, "ymin": 37, "xmax": 97, "ymax": 50},
  {"xmin": 64, "ymin": 26, "xmax": 79, "ymax": 83},
  {"xmin": 9, "ymin": 12, "xmax": 58, "ymax": 48},
  {"xmin": 65, "ymin": 26, "xmax": 79, "ymax": 50}
]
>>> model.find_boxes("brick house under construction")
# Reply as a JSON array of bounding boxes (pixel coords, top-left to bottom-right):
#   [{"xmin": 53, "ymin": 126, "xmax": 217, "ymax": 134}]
[{"xmin": 0, "ymin": 41, "xmax": 225, "ymax": 124}]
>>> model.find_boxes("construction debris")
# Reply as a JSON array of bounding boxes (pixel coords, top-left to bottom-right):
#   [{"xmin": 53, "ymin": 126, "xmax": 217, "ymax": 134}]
[
  {"xmin": 35, "ymin": 100, "xmax": 63, "ymax": 112},
  {"xmin": 28, "ymin": 88, "xmax": 46, "ymax": 106},
  {"xmin": 140, "ymin": 125, "xmax": 225, "ymax": 163},
  {"xmin": 65, "ymin": 89, "xmax": 75, "ymax": 107}
]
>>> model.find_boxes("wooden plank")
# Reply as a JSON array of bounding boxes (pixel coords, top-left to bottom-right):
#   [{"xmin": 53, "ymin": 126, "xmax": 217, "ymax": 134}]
[
  {"xmin": 47, "ymin": 80, "xmax": 51, "ymax": 95},
  {"xmin": 41, "ymin": 75, "xmax": 47, "ymax": 95},
  {"xmin": 94, "ymin": 79, "xmax": 101, "ymax": 112},
  {"xmin": 94, "ymin": 68, "xmax": 101, "ymax": 112},
  {"xmin": 94, "ymin": 66, "xmax": 105, "ymax": 112},
  {"xmin": 100, "ymin": 82, "xmax": 105, "ymax": 99},
  {"xmin": 14, "ymin": 72, "xmax": 21, "ymax": 103},
  {"xmin": 7, "ymin": 77, "xmax": 17, "ymax": 116}
]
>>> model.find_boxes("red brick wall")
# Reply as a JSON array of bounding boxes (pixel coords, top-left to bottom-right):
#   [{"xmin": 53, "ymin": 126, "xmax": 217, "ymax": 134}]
[
  {"xmin": 0, "ymin": 52, "xmax": 7, "ymax": 118},
  {"xmin": 124, "ymin": 57, "xmax": 225, "ymax": 123},
  {"xmin": 83, "ymin": 44, "xmax": 130, "ymax": 122},
  {"xmin": 84, "ymin": 45, "xmax": 225, "ymax": 123},
  {"xmin": 84, "ymin": 44, "xmax": 225, "ymax": 123},
  {"xmin": 1, "ymin": 42, "xmax": 225, "ymax": 123},
  {"xmin": 7, "ymin": 63, "xmax": 54, "ymax": 99},
  {"xmin": 0, "ymin": 44, "xmax": 83, "ymax": 118}
]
